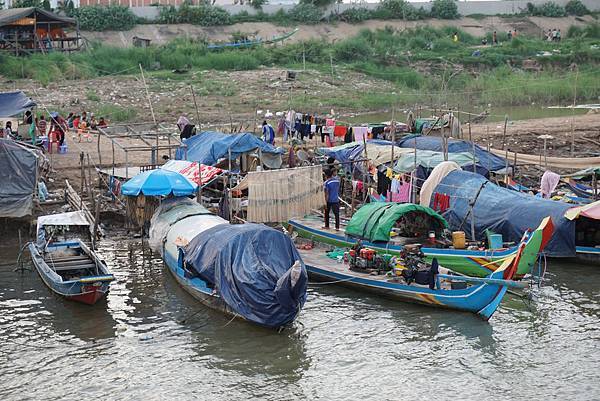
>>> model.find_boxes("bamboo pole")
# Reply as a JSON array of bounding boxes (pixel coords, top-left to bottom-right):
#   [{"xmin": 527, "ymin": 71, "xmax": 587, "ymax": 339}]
[
  {"xmin": 501, "ymin": 115, "xmax": 508, "ymax": 150},
  {"xmin": 190, "ymin": 85, "xmax": 201, "ymax": 132},
  {"xmin": 571, "ymin": 68, "xmax": 579, "ymax": 157},
  {"xmin": 139, "ymin": 64, "xmax": 158, "ymax": 160}
]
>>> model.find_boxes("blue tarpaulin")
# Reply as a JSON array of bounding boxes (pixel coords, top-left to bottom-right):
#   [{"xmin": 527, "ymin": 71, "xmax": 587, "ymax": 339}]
[
  {"xmin": 184, "ymin": 223, "xmax": 308, "ymax": 327},
  {"xmin": 0, "ymin": 91, "xmax": 36, "ymax": 117},
  {"xmin": 175, "ymin": 131, "xmax": 283, "ymax": 167},
  {"xmin": 398, "ymin": 136, "xmax": 508, "ymax": 173},
  {"xmin": 433, "ymin": 170, "xmax": 575, "ymax": 257}
]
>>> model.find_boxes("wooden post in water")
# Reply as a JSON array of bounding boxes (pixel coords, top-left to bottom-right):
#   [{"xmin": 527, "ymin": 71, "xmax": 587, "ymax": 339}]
[
  {"xmin": 501, "ymin": 115, "xmax": 508, "ymax": 150},
  {"xmin": 86, "ymin": 153, "xmax": 96, "ymax": 212},
  {"xmin": 79, "ymin": 152, "xmax": 85, "ymax": 193}
]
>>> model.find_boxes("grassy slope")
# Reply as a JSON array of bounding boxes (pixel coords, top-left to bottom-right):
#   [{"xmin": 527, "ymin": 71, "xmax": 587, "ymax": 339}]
[{"xmin": 1, "ymin": 25, "xmax": 599, "ymax": 112}]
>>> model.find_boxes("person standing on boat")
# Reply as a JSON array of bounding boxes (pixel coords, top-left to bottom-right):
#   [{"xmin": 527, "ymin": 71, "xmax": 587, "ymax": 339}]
[{"xmin": 323, "ymin": 168, "xmax": 341, "ymax": 231}]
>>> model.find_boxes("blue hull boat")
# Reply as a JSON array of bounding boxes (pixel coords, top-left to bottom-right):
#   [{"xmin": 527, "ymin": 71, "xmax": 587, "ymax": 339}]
[
  {"xmin": 29, "ymin": 240, "xmax": 113, "ymax": 305},
  {"xmin": 297, "ymin": 242, "xmax": 526, "ymax": 321}
]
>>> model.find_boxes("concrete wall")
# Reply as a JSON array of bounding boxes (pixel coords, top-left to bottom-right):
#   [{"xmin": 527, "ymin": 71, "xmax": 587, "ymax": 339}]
[{"xmin": 128, "ymin": 0, "xmax": 600, "ymax": 21}]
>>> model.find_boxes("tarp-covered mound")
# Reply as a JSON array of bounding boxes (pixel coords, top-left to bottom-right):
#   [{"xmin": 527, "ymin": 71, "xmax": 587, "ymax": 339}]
[
  {"xmin": 175, "ymin": 131, "xmax": 283, "ymax": 168},
  {"xmin": 434, "ymin": 170, "xmax": 575, "ymax": 257},
  {"xmin": 0, "ymin": 91, "xmax": 36, "ymax": 117},
  {"xmin": 398, "ymin": 136, "xmax": 508, "ymax": 173},
  {"xmin": 0, "ymin": 139, "xmax": 38, "ymax": 217},
  {"xmin": 184, "ymin": 223, "xmax": 308, "ymax": 327},
  {"xmin": 346, "ymin": 202, "xmax": 448, "ymax": 242}
]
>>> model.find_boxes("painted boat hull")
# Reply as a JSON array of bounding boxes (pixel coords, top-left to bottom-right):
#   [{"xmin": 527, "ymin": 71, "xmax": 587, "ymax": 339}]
[
  {"xmin": 300, "ymin": 247, "xmax": 522, "ymax": 321},
  {"xmin": 575, "ymin": 246, "xmax": 600, "ymax": 264},
  {"xmin": 289, "ymin": 218, "xmax": 546, "ymax": 278},
  {"xmin": 28, "ymin": 241, "xmax": 113, "ymax": 306},
  {"xmin": 163, "ymin": 245, "xmax": 239, "ymax": 320}
]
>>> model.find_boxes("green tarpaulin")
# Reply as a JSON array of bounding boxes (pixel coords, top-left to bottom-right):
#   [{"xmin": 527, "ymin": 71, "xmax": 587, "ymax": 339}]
[
  {"xmin": 565, "ymin": 167, "xmax": 600, "ymax": 179},
  {"xmin": 346, "ymin": 202, "xmax": 448, "ymax": 242}
]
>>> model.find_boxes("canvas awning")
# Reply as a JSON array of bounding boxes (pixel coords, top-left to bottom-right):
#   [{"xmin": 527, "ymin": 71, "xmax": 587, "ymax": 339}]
[
  {"xmin": 37, "ymin": 211, "xmax": 90, "ymax": 230},
  {"xmin": 564, "ymin": 200, "xmax": 600, "ymax": 221},
  {"xmin": 0, "ymin": 139, "xmax": 38, "ymax": 218},
  {"xmin": 346, "ymin": 202, "xmax": 448, "ymax": 242},
  {"xmin": 0, "ymin": 91, "xmax": 36, "ymax": 117}
]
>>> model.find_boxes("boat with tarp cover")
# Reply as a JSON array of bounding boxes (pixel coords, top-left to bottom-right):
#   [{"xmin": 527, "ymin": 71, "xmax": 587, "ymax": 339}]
[
  {"xmin": 289, "ymin": 203, "xmax": 554, "ymax": 278},
  {"xmin": 149, "ymin": 198, "xmax": 308, "ymax": 329},
  {"xmin": 28, "ymin": 211, "xmax": 114, "ymax": 305}
]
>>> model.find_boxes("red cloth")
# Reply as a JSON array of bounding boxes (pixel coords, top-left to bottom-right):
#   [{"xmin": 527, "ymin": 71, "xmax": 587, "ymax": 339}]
[
  {"xmin": 433, "ymin": 193, "xmax": 450, "ymax": 212},
  {"xmin": 333, "ymin": 125, "xmax": 347, "ymax": 137},
  {"xmin": 176, "ymin": 162, "xmax": 223, "ymax": 186}
]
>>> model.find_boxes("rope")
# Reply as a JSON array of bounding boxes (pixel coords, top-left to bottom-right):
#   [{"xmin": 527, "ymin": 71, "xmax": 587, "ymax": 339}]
[{"xmin": 309, "ymin": 277, "xmax": 356, "ymax": 285}]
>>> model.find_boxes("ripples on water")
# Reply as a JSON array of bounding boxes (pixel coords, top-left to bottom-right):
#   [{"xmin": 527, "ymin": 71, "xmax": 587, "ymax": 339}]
[{"xmin": 0, "ymin": 237, "xmax": 598, "ymax": 400}]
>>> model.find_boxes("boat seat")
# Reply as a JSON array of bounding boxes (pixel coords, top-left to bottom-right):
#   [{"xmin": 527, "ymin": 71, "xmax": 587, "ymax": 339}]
[
  {"xmin": 47, "ymin": 258, "xmax": 94, "ymax": 266},
  {"xmin": 46, "ymin": 255, "xmax": 89, "ymax": 262},
  {"xmin": 53, "ymin": 263, "xmax": 98, "ymax": 271}
]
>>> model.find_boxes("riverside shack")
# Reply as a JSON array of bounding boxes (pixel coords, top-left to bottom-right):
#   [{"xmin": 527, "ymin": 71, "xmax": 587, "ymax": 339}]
[{"xmin": 0, "ymin": 7, "xmax": 81, "ymax": 55}]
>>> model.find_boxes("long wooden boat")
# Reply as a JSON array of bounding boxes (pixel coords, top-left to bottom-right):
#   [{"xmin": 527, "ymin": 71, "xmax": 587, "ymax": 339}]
[
  {"xmin": 298, "ymin": 241, "xmax": 526, "ymax": 321},
  {"xmin": 150, "ymin": 198, "xmax": 307, "ymax": 329},
  {"xmin": 289, "ymin": 216, "xmax": 554, "ymax": 279},
  {"xmin": 29, "ymin": 240, "xmax": 113, "ymax": 305},
  {"xmin": 207, "ymin": 28, "xmax": 298, "ymax": 50}
]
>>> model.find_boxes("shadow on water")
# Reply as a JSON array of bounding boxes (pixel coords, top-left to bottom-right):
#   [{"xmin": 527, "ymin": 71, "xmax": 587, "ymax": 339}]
[{"xmin": 102, "ymin": 238, "xmax": 311, "ymax": 385}]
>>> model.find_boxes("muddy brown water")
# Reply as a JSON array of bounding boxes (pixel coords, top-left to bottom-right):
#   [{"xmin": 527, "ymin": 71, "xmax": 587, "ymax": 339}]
[{"xmin": 0, "ymin": 236, "xmax": 598, "ymax": 400}]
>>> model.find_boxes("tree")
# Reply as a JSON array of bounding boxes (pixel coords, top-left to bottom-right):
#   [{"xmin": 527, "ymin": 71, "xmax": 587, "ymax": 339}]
[{"xmin": 430, "ymin": 0, "xmax": 459, "ymax": 20}]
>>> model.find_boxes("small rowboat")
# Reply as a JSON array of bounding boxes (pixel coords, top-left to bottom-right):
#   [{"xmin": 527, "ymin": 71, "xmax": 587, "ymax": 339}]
[
  {"xmin": 28, "ymin": 211, "xmax": 114, "ymax": 305},
  {"xmin": 298, "ymin": 241, "xmax": 527, "ymax": 321},
  {"xmin": 289, "ymin": 216, "xmax": 553, "ymax": 279}
]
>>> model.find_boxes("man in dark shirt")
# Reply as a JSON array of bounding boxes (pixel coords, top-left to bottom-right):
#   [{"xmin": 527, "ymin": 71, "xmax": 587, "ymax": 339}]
[{"xmin": 323, "ymin": 168, "xmax": 341, "ymax": 230}]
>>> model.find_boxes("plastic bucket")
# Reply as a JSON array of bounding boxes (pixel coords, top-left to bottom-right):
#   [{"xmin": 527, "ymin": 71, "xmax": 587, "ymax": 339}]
[
  {"xmin": 452, "ymin": 231, "xmax": 466, "ymax": 249},
  {"xmin": 489, "ymin": 234, "xmax": 503, "ymax": 250}
]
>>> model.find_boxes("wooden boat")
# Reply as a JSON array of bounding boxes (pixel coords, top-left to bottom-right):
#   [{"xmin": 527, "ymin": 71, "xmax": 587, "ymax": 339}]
[
  {"xmin": 298, "ymin": 241, "xmax": 526, "ymax": 321},
  {"xmin": 28, "ymin": 211, "xmax": 114, "ymax": 305},
  {"xmin": 207, "ymin": 28, "xmax": 298, "ymax": 50},
  {"xmin": 150, "ymin": 198, "xmax": 307, "ymax": 329},
  {"xmin": 289, "ymin": 216, "xmax": 554, "ymax": 279}
]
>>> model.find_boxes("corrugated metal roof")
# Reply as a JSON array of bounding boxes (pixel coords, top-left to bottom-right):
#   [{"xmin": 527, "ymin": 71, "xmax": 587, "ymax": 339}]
[{"xmin": 0, "ymin": 7, "xmax": 76, "ymax": 28}]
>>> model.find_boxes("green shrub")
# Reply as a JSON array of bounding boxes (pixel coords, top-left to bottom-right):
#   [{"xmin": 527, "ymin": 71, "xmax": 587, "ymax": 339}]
[
  {"xmin": 430, "ymin": 0, "xmax": 459, "ymax": 19},
  {"xmin": 526, "ymin": 2, "xmax": 566, "ymax": 17},
  {"xmin": 377, "ymin": 0, "xmax": 424, "ymax": 20},
  {"xmin": 157, "ymin": 4, "xmax": 231, "ymax": 26},
  {"xmin": 288, "ymin": 3, "xmax": 323, "ymax": 24},
  {"xmin": 333, "ymin": 37, "xmax": 373, "ymax": 61},
  {"xmin": 565, "ymin": 0, "xmax": 589, "ymax": 16},
  {"xmin": 337, "ymin": 7, "xmax": 373, "ymax": 23},
  {"xmin": 539, "ymin": 2, "xmax": 567, "ymax": 17},
  {"xmin": 74, "ymin": 6, "xmax": 137, "ymax": 31}
]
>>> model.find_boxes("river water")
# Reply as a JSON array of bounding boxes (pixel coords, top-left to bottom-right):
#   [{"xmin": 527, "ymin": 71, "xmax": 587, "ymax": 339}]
[
  {"xmin": 345, "ymin": 105, "xmax": 589, "ymax": 124},
  {"xmin": 1, "ymin": 236, "xmax": 598, "ymax": 400}
]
